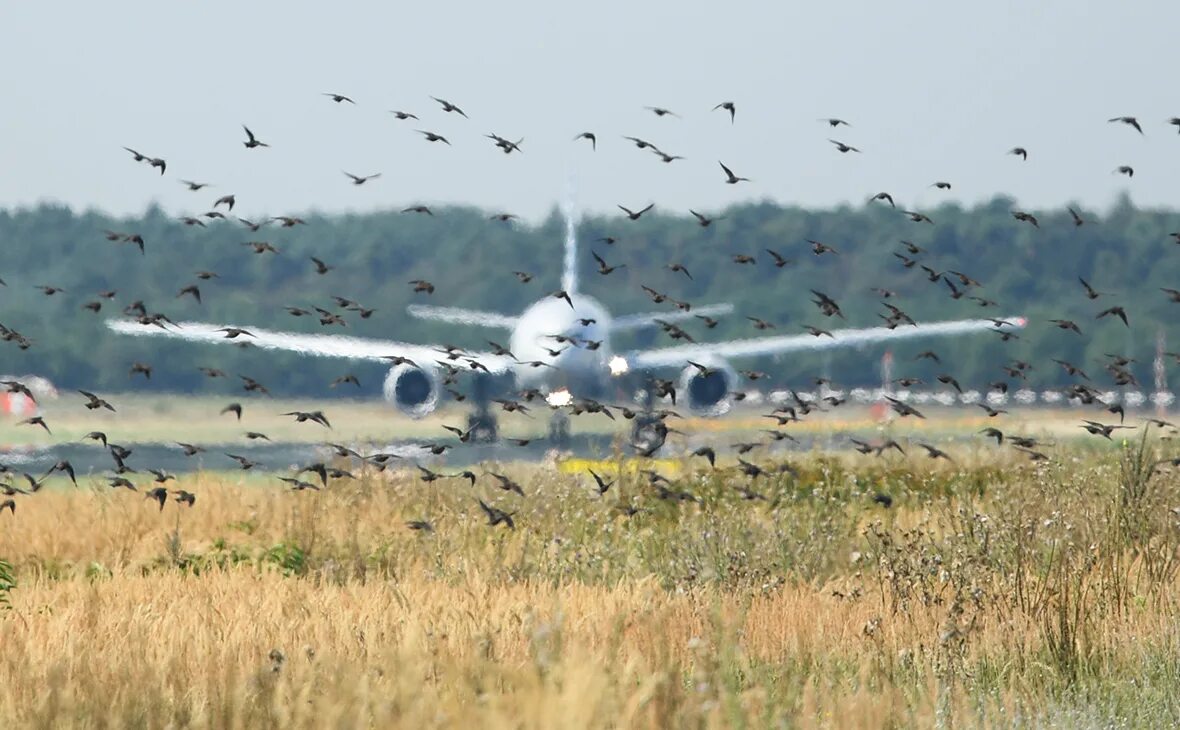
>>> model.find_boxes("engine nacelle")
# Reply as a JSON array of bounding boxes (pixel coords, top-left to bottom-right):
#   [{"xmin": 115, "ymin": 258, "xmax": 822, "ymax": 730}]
[
  {"xmin": 382, "ymin": 364, "xmax": 440, "ymax": 418},
  {"xmin": 679, "ymin": 358, "xmax": 737, "ymax": 416}
]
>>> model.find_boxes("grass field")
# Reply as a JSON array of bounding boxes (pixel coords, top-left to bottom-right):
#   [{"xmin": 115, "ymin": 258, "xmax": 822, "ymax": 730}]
[{"xmin": 1, "ymin": 431, "xmax": 1179, "ymax": 728}]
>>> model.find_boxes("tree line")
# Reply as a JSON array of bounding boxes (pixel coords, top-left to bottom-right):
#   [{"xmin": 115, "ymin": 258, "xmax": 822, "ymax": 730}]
[{"xmin": 1, "ymin": 194, "xmax": 1177, "ymax": 397}]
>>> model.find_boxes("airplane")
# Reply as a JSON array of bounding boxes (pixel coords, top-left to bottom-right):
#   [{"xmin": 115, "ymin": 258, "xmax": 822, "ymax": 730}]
[{"xmin": 107, "ymin": 207, "xmax": 1025, "ymax": 441}]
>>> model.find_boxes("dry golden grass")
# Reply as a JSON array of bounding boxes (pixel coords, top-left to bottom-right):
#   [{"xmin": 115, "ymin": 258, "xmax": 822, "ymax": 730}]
[{"xmin": 1, "ymin": 442, "xmax": 1179, "ymax": 728}]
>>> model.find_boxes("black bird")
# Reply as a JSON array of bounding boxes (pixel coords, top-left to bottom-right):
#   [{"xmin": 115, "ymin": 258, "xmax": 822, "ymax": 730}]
[
  {"xmin": 588, "ymin": 469, "xmax": 613, "ymax": 495},
  {"xmin": 691, "ymin": 445, "xmax": 717, "ymax": 467},
  {"xmin": 1108, "ymin": 116, "xmax": 1144, "ymax": 135},
  {"xmin": 477, "ymin": 499, "xmax": 515, "ymax": 529},
  {"xmin": 242, "ymin": 125, "xmax": 269, "ymax": 148},
  {"xmin": 344, "ymin": 171, "xmax": 381, "ymax": 185},
  {"xmin": 430, "ymin": 96, "xmax": 469, "ymax": 117},
  {"xmin": 573, "ymin": 132, "xmax": 597, "ymax": 149},
  {"xmin": 1078, "ymin": 277, "xmax": 1107, "ymax": 299},
  {"xmin": 713, "ymin": 101, "xmax": 736, "ymax": 122},
  {"xmin": 146, "ymin": 486, "xmax": 170, "ymax": 511},
  {"xmin": 689, "ymin": 210, "xmax": 722, "ymax": 227},
  {"xmin": 618, "ymin": 203, "xmax": 654, "ymax": 220},
  {"xmin": 719, "ymin": 161, "xmax": 749, "ymax": 184}
]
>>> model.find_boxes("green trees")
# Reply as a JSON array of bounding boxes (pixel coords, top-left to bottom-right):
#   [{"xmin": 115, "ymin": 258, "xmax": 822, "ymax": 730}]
[{"xmin": 0, "ymin": 196, "xmax": 1176, "ymax": 395}]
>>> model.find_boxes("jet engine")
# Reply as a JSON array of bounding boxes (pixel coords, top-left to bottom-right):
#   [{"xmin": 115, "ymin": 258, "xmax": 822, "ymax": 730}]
[
  {"xmin": 679, "ymin": 358, "xmax": 737, "ymax": 416},
  {"xmin": 382, "ymin": 364, "xmax": 440, "ymax": 418}
]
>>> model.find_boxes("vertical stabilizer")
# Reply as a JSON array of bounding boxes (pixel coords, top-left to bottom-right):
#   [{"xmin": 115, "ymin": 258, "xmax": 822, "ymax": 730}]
[{"xmin": 560, "ymin": 179, "xmax": 580, "ymax": 295}]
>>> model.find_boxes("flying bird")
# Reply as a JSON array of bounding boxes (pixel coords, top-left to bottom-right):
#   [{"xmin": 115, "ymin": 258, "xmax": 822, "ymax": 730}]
[
  {"xmin": 430, "ymin": 96, "xmax": 469, "ymax": 117},
  {"xmin": 719, "ymin": 161, "xmax": 749, "ymax": 184},
  {"xmin": 344, "ymin": 171, "xmax": 382, "ymax": 185},
  {"xmin": 1108, "ymin": 116, "xmax": 1144, "ymax": 134},
  {"xmin": 618, "ymin": 203, "xmax": 654, "ymax": 220},
  {"xmin": 242, "ymin": 125, "xmax": 269, "ymax": 148}
]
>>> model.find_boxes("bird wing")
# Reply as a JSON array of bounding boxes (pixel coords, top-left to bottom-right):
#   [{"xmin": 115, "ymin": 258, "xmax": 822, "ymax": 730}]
[
  {"xmin": 106, "ymin": 319, "xmax": 514, "ymax": 373},
  {"xmin": 627, "ymin": 316, "xmax": 1026, "ymax": 369}
]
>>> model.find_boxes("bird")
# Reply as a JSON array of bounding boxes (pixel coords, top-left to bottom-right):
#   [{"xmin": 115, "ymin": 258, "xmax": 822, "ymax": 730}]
[
  {"xmin": 592, "ymin": 251, "xmax": 625, "ymax": 275},
  {"xmin": 477, "ymin": 499, "xmax": 515, "ymax": 529},
  {"xmin": 573, "ymin": 132, "xmax": 597, "ymax": 149},
  {"xmin": 765, "ymin": 249, "xmax": 792, "ymax": 268},
  {"xmin": 1049, "ymin": 319, "xmax": 1083, "ymax": 335},
  {"xmin": 1068, "ymin": 207, "xmax": 1086, "ymax": 227},
  {"xmin": 282, "ymin": 411, "xmax": 331, "ymax": 428},
  {"xmin": 713, "ymin": 101, "xmax": 736, "ymax": 122},
  {"xmin": 389, "ymin": 110, "xmax": 418, "ymax": 120},
  {"xmin": 78, "ymin": 390, "xmax": 115, "ymax": 411},
  {"xmin": 1114, "ymin": 165, "xmax": 1134, "ymax": 178},
  {"xmin": 1012, "ymin": 211, "xmax": 1039, "ymax": 228},
  {"xmin": 18, "ymin": 417, "xmax": 50, "ymax": 433},
  {"xmin": 587, "ymin": 469, "xmax": 614, "ymax": 495},
  {"xmin": 869, "ymin": 192, "xmax": 895, "ymax": 207},
  {"xmin": 618, "ymin": 203, "xmax": 654, "ymax": 220},
  {"xmin": 416, "ymin": 130, "xmax": 451, "ymax": 145},
  {"xmin": 644, "ymin": 106, "xmax": 678, "ymax": 118},
  {"xmin": 220, "ymin": 403, "xmax": 243, "ymax": 420},
  {"xmin": 430, "ymin": 96, "xmax": 468, "ymax": 117},
  {"xmin": 719, "ymin": 161, "xmax": 749, "ymax": 184},
  {"xmin": 242, "ymin": 125, "xmax": 269, "ymax": 148},
  {"xmin": 829, "ymin": 139, "xmax": 860, "ymax": 153},
  {"xmin": 1008, "ymin": 147, "xmax": 1028, "ymax": 160},
  {"xmin": 819, "ymin": 118, "xmax": 850, "ymax": 127},
  {"xmin": 1097, "ymin": 306, "xmax": 1129, "ymax": 327},
  {"xmin": 323, "ymin": 92, "xmax": 355, "ymax": 104},
  {"xmin": 344, "ymin": 171, "xmax": 381, "ymax": 185},
  {"xmin": 1078, "ymin": 277, "xmax": 1107, "ymax": 299},
  {"xmin": 1108, "ymin": 116, "xmax": 1144, "ymax": 135}
]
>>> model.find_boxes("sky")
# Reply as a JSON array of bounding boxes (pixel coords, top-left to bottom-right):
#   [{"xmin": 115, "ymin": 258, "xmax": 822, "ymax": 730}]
[{"xmin": 2, "ymin": 1, "xmax": 1179, "ymax": 223}]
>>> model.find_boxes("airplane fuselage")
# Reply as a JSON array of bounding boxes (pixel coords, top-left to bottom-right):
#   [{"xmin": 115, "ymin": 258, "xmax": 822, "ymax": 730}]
[{"xmin": 508, "ymin": 294, "xmax": 613, "ymax": 391}]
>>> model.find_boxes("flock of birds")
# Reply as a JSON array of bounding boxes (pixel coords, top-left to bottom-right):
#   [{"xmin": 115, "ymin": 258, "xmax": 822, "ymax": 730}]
[{"xmin": 2, "ymin": 94, "xmax": 1179, "ymax": 526}]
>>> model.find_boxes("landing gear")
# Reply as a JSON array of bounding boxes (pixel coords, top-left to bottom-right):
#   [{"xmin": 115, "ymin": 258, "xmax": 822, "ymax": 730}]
[
  {"xmin": 466, "ymin": 374, "xmax": 498, "ymax": 443},
  {"xmin": 547, "ymin": 410, "xmax": 571, "ymax": 447},
  {"xmin": 629, "ymin": 372, "xmax": 666, "ymax": 454}
]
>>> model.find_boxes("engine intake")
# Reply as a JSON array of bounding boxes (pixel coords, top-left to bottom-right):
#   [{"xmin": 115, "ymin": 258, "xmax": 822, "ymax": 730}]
[
  {"xmin": 382, "ymin": 364, "xmax": 440, "ymax": 418},
  {"xmin": 679, "ymin": 359, "xmax": 736, "ymax": 416}
]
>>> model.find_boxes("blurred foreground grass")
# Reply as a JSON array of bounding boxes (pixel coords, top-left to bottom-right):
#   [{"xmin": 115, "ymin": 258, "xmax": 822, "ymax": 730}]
[{"xmin": 0, "ymin": 441, "xmax": 1179, "ymax": 727}]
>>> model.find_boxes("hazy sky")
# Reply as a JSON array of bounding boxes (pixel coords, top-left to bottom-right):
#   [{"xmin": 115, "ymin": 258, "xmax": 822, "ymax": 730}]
[{"xmin": 3, "ymin": 1, "xmax": 1179, "ymax": 222}]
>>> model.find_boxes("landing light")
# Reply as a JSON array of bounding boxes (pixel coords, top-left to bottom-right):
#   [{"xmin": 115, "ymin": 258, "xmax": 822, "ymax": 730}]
[
  {"xmin": 546, "ymin": 388, "xmax": 573, "ymax": 407},
  {"xmin": 609, "ymin": 356, "xmax": 629, "ymax": 376}
]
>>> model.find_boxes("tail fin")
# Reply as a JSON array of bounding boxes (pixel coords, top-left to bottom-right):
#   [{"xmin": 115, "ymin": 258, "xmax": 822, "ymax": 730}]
[{"xmin": 560, "ymin": 179, "xmax": 580, "ymax": 295}]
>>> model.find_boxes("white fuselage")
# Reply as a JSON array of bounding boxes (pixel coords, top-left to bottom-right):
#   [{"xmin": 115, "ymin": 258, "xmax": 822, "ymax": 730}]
[{"xmin": 508, "ymin": 293, "xmax": 612, "ymax": 390}]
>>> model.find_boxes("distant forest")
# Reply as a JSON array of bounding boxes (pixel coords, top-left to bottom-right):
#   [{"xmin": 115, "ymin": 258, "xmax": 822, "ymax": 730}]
[{"xmin": 1, "ymin": 195, "xmax": 1178, "ymax": 396}]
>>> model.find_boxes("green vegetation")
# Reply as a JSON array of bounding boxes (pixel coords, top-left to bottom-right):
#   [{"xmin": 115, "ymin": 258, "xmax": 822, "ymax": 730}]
[{"xmin": 0, "ymin": 194, "xmax": 1174, "ymax": 396}]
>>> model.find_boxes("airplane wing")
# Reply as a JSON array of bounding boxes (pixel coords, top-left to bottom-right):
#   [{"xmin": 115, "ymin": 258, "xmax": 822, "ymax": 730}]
[
  {"xmin": 406, "ymin": 304, "xmax": 518, "ymax": 329},
  {"xmin": 610, "ymin": 303, "xmax": 735, "ymax": 332},
  {"xmin": 105, "ymin": 319, "xmax": 516, "ymax": 373},
  {"xmin": 626, "ymin": 316, "xmax": 1026, "ymax": 369}
]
